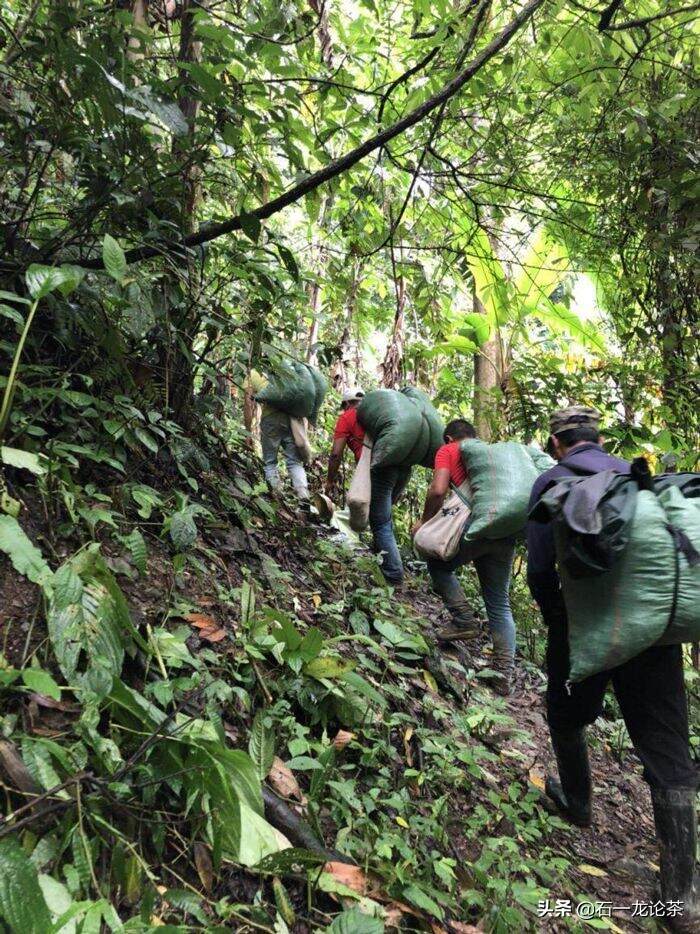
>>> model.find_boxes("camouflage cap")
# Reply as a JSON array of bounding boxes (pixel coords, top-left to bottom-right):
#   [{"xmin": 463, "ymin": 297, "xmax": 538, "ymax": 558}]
[{"xmin": 550, "ymin": 405, "xmax": 601, "ymax": 436}]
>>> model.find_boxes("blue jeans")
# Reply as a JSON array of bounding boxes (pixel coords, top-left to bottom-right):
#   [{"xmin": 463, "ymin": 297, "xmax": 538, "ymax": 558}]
[
  {"xmin": 427, "ymin": 537, "xmax": 516, "ymax": 655},
  {"xmin": 369, "ymin": 465, "xmax": 412, "ymax": 583},
  {"xmin": 260, "ymin": 411, "xmax": 309, "ymax": 498}
]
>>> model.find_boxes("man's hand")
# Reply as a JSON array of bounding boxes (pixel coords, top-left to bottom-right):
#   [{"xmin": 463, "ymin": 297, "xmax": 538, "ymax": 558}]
[{"xmin": 411, "ymin": 520, "xmax": 423, "ymax": 538}]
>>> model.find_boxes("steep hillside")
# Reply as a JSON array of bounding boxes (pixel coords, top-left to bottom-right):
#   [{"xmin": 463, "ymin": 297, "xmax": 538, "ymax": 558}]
[{"xmin": 0, "ymin": 447, "xmax": 664, "ymax": 932}]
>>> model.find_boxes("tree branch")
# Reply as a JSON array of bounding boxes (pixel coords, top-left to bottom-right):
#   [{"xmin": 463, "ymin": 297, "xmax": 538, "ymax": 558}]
[
  {"xmin": 77, "ymin": 0, "xmax": 547, "ymax": 270},
  {"xmin": 603, "ymin": 2, "xmax": 700, "ymax": 31}
]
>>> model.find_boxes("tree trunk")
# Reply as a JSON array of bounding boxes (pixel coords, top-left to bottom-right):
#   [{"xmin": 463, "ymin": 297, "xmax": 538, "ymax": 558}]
[
  {"xmin": 330, "ymin": 260, "xmax": 361, "ymax": 390},
  {"xmin": 381, "ymin": 243, "xmax": 406, "ymax": 389},
  {"xmin": 305, "ymin": 195, "xmax": 333, "ymax": 364},
  {"xmin": 307, "ymin": 0, "xmax": 334, "ymax": 69},
  {"xmin": 167, "ymin": 0, "xmax": 209, "ymax": 424}
]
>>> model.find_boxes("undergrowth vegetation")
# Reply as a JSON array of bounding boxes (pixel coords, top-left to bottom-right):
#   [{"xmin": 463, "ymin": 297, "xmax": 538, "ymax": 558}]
[{"xmin": 0, "ymin": 423, "xmax": 623, "ymax": 932}]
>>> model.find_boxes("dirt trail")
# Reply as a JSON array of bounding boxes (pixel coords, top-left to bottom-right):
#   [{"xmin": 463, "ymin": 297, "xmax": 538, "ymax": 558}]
[
  {"xmin": 0, "ymin": 473, "xmax": 670, "ymax": 932},
  {"xmin": 402, "ymin": 577, "xmax": 663, "ymax": 932}
]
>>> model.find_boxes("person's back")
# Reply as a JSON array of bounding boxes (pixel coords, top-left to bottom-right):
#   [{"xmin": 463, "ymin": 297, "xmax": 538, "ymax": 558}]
[{"xmin": 527, "ymin": 406, "xmax": 699, "ymax": 931}]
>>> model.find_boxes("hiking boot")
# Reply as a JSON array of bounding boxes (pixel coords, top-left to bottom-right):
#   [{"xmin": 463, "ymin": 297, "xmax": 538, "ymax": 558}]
[
  {"xmin": 651, "ymin": 787, "xmax": 699, "ymax": 932},
  {"xmin": 436, "ymin": 622, "xmax": 480, "ymax": 643},
  {"xmin": 488, "ymin": 648, "xmax": 515, "ymax": 696},
  {"xmin": 545, "ymin": 727, "xmax": 592, "ymax": 827},
  {"xmin": 436, "ymin": 599, "xmax": 480, "ymax": 643}
]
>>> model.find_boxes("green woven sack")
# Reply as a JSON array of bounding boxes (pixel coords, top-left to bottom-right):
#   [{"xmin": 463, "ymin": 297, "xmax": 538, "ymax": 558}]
[
  {"xmin": 562, "ymin": 488, "xmax": 700, "ymax": 682},
  {"xmin": 357, "ymin": 388, "xmax": 444, "ymax": 469},
  {"xmin": 256, "ymin": 361, "xmax": 327, "ymax": 423},
  {"xmin": 461, "ymin": 440, "xmax": 554, "ymax": 541},
  {"xmin": 400, "ymin": 386, "xmax": 444, "ymax": 468}
]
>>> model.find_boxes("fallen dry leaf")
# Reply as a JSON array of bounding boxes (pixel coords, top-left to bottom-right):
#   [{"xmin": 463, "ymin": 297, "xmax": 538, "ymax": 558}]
[
  {"xmin": 447, "ymin": 924, "xmax": 482, "ymax": 933},
  {"xmin": 268, "ymin": 756, "xmax": 302, "ymax": 801},
  {"xmin": 186, "ymin": 612, "xmax": 216, "ymax": 629},
  {"xmin": 528, "ymin": 767, "xmax": 546, "ymax": 792},
  {"xmin": 577, "ymin": 863, "xmax": 608, "ymax": 877},
  {"xmin": 422, "ymin": 669, "xmax": 438, "ymax": 693},
  {"xmin": 0, "ymin": 739, "xmax": 39, "ymax": 794},
  {"xmin": 332, "ymin": 729, "xmax": 356, "ymax": 751},
  {"xmin": 200, "ymin": 627, "xmax": 226, "ymax": 643},
  {"xmin": 194, "ymin": 842, "xmax": 213, "ymax": 893},
  {"xmin": 403, "ymin": 726, "xmax": 414, "ymax": 767},
  {"xmin": 323, "ymin": 861, "xmax": 368, "ymax": 895},
  {"xmin": 186, "ymin": 613, "xmax": 226, "ymax": 642}
]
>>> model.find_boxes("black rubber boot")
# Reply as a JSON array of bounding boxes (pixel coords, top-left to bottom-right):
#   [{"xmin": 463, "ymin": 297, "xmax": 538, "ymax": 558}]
[
  {"xmin": 651, "ymin": 787, "xmax": 699, "ymax": 932},
  {"xmin": 545, "ymin": 727, "xmax": 592, "ymax": 827}
]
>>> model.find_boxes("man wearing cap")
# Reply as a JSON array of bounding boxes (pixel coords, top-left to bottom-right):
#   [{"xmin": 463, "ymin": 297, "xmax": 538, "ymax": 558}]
[
  {"xmin": 527, "ymin": 406, "xmax": 698, "ymax": 929},
  {"xmin": 324, "ymin": 388, "xmax": 366, "ymax": 493}
]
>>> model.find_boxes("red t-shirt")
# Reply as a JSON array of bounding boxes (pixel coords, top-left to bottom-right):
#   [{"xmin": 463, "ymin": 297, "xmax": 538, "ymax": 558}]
[
  {"xmin": 434, "ymin": 441, "xmax": 467, "ymax": 487},
  {"xmin": 333, "ymin": 407, "xmax": 366, "ymax": 462}
]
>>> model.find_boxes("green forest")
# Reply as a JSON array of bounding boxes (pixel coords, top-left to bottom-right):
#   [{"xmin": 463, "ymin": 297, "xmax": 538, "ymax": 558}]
[{"xmin": 0, "ymin": 0, "xmax": 698, "ymax": 931}]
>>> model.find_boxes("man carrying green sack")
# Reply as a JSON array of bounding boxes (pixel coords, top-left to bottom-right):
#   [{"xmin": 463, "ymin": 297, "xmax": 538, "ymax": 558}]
[
  {"xmin": 413, "ymin": 418, "xmax": 517, "ymax": 696},
  {"xmin": 527, "ymin": 405, "xmax": 698, "ymax": 931},
  {"xmin": 355, "ymin": 387, "xmax": 443, "ymax": 586},
  {"xmin": 247, "ymin": 369, "xmax": 310, "ymax": 501}
]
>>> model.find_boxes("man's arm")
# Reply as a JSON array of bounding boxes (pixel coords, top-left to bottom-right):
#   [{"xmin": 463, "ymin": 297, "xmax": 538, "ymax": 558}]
[
  {"xmin": 325, "ymin": 437, "xmax": 347, "ymax": 493},
  {"xmin": 526, "ymin": 476, "xmax": 565, "ymax": 616},
  {"xmin": 419, "ymin": 468, "xmax": 451, "ymax": 524}
]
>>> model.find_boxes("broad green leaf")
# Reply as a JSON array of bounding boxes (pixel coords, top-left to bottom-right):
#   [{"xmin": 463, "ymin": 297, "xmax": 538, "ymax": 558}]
[
  {"xmin": 239, "ymin": 211, "xmax": 262, "ymax": 243},
  {"xmin": 169, "ymin": 509, "xmax": 197, "ymax": 550},
  {"xmin": 402, "ymin": 883, "xmax": 444, "ymax": 919},
  {"xmin": 102, "ymin": 235, "xmax": 127, "ymax": 283},
  {"xmin": 0, "ymin": 837, "xmax": 52, "ymax": 934},
  {"xmin": 299, "ymin": 628, "xmax": 324, "ymax": 662},
  {"xmin": 48, "ymin": 547, "xmax": 134, "ymax": 698},
  {"xmin": 304, "ymin": 655, "xmax": 356, "ymax": 679},
  {"xmin": 529, "ymin": 300, "xmax": 607, "ymax": 354},
  {"xmin": 124, "ymin": 528, "xmax": 147, "ymax": 575},
  {"xmin": 129, "ymin": 88, "xmax": 188, "ymax": 135},
  {"xmin": 248, "ymin": 710, "xmax": 275, "ymax": 780},
  {"xmin": 1, "ymin": 447, "xmax": 47, "ymax": 475},
  {"xmin": 327, "ymin": 909, "xmax": 384, "ymax": 934},
  {"xmin": 0, "ymin": 515, "xmax": 52, "ymax": 587},
  {"xmin": 25, "ymin": 265, "xmax": 82, "ymax": 300},
  {"xmin": 22, "ymin": 668, "xmax": 61, "ymax": 701},
  {"xmin": 253, "ymin": 848, "xmax": 326, "ymax": 874}
]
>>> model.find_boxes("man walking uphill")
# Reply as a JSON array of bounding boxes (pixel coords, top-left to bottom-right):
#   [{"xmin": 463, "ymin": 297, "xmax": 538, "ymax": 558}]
[
  {"xmin": 527, "ymin": 406, "xmax": 698, "ymax": 931},
  {"xmin": 414, "ymin": 418, "xmax": 517, "ymax": 695},
  {"xmin": 325, "ymin": 387, "xmax": 411, "ymax": 586},
  {"xmin": 324, "ymin": 388, "xmax": 365, "ymax": 492},
  {"xmin": 247, "ymin": 370, "xmax": 309, "ymax": 501}
]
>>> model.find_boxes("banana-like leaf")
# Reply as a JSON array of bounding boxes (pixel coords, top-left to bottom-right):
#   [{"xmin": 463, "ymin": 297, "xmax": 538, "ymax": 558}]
[
  {"xmin": 424, "ymin": 335, "xmax": 479, "ymax": 358},
  {"xmin": 526, "ymin": 300, "xmax": 607, "ymax": 354},
  {"xmin": 512, "ymin": 227, "xmax": 570, "ymax": 308}
]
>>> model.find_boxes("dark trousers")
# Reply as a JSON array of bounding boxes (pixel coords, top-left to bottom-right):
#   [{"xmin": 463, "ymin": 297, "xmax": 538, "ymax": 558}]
[{"xmin": 546, "ymin": 610, "xmax": 698, "ymax": 790}]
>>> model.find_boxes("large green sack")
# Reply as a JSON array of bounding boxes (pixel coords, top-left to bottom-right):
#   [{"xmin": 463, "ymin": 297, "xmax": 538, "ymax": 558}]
[
  {"xmin": 401, "ymin": 386, "xmax": 445, "ymax": 468},
  {"xmin": 461, "ymin": 440, "xmax": 554, "ymax": 541},
  {"xmin": 256, "ymin": 361, "xmax": 327, "ymax": 423},
  {"xmin": 561, "ymin": 488, "xmax": 700, "ymax": 682},
  {"xmin": 357, "ymin": 388, "xmax": 444, "ymax": 469}
]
